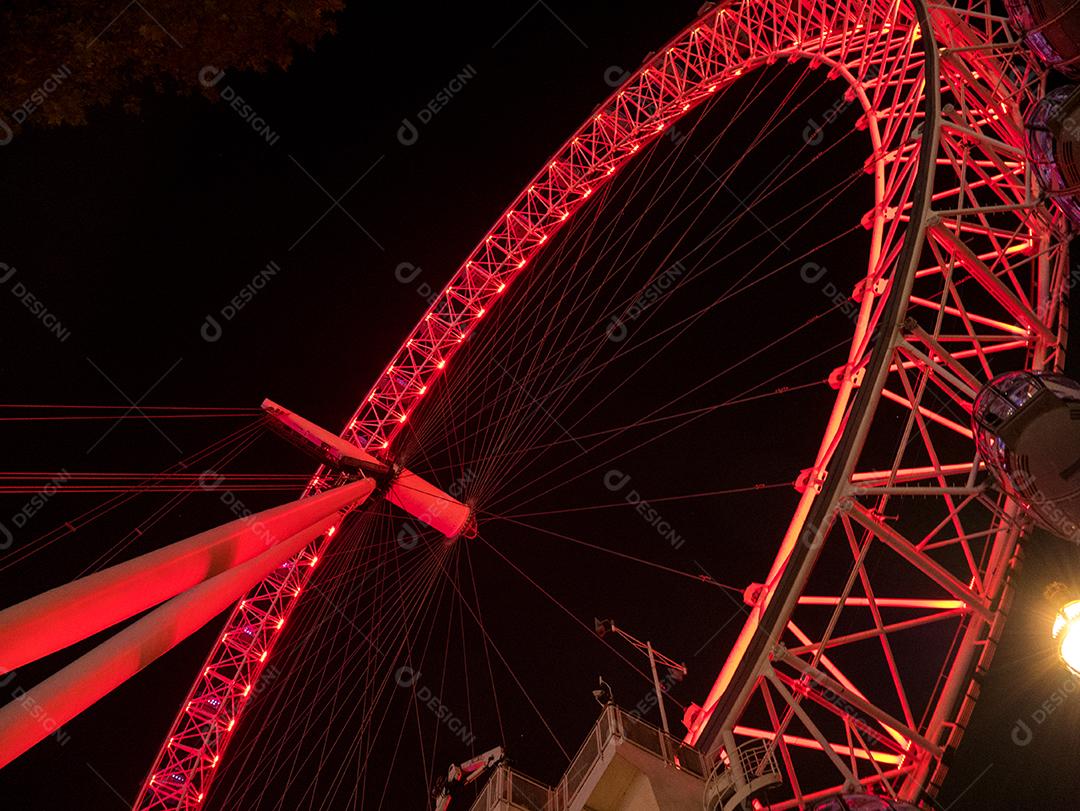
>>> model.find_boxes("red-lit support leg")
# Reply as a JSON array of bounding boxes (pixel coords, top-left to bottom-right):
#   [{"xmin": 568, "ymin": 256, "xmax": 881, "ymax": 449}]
[
  {"xmin": 0, "ymin": 480, "xmax": 373, "ymax": 673},
  {"xmin": 0, "ymin": 479, "xmax": 373, "ymax": 768}
]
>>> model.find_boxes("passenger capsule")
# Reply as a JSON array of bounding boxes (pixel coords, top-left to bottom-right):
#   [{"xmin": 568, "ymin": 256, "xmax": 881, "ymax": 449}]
[
  {"xmin": 1006, "ymin": 0, "xmax": 1080, "ymax": 76},
  {"xmin": 1027, "ymin": 84, "xmax": 1080, "ymax": 225},
  {"xmin": 811, "ymin": 794, "xmax": 920, "ymax": 811},
  {"xmin": 972, "ymin": 371, "xmax": 1080, "ymax": 541}
]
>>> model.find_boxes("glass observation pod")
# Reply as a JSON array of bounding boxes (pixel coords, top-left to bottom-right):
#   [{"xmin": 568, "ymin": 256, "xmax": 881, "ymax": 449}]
[
  {"xmin": 1026, "ymin": 84, "xmax": 1080, "ymax": 226},
  {"xmin": 972, "ymin": 371, "xmax": 1080, "ymax": 541},
  {"xmin": 811, "ymin": 794, "xmax": 921, "ymax": 811},
  {"xmin": 1005, "ymin": 0, "xmax": 1080, "ymax": 77}
]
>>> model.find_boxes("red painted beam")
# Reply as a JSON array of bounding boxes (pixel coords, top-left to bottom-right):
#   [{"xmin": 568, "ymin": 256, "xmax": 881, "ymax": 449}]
[
  {"xmin": 0, "ymin": 479, "xmax": 373, "ymax": 769},
  {"xmin": 0, "ymin": 480, "xmax": 372, "ymax": 672}
]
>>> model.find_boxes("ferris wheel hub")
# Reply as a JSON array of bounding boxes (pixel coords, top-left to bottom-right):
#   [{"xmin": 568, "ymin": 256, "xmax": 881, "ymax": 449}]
[{"xmin": 262, "ymin": 398, "xmax": 474, "ymax": 538}]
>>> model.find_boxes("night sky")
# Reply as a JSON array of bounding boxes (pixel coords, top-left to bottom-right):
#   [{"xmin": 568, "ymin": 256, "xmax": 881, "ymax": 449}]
[{"xmin": 1, "ymin": 2, "xmax": 1079, "ymax": 809}]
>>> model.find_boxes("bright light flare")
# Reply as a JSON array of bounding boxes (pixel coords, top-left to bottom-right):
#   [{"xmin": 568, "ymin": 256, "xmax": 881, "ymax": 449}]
[{"xmin": 1052, "ymin": 599, "xmax": 1080, "ymax": 676}]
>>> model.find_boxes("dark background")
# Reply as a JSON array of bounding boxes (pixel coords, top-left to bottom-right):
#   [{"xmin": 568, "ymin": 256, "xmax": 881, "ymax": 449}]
[{"xmin": 0, "ymin": 1, "xmax": 1078, "ymax": 809}]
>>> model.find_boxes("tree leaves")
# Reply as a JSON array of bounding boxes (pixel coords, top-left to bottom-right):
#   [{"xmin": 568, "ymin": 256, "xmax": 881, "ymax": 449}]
[{"xmin": 0, "ymin": 0, "xmax": 343, "ymax": 132}]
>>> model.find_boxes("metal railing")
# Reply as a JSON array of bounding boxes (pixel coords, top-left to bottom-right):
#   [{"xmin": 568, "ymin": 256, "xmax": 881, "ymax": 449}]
[
  {"xmin": 469, "ymin": 705, "xmax": 708, "ymax": 811},
  {"xmin": 703, "ymin": 739, "xmax": 781, "ymax": 811},
  {"xmin": 468, "ymin": 765, "xmax": 554, "ymax": 811}
]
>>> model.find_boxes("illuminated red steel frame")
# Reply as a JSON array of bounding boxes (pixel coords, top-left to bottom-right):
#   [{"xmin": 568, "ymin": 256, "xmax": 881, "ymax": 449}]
[{"xmin": 137, "ymin": 0, "xmax": 1071, "ymax": 807}]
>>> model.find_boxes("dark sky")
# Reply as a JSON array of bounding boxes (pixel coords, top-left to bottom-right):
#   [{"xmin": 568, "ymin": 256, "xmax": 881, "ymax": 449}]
[{"xmin": 0, "ymin": 1, "xmax": 1078, "ymax": 809}]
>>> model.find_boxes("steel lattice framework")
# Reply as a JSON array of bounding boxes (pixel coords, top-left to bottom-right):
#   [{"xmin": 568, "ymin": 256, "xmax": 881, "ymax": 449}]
[
  {"xmin": 136, "ymin": 0, "xmax": 1071, "ymax": 807},
  {"xmin": 690, "ymin": 2, "xmax": 1072, "ymax": 806}
]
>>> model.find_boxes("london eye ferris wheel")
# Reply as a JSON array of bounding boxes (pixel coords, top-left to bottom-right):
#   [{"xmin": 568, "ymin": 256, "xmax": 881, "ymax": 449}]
[{"xmin": 2, "ymin": 0, "xmax": 1080, "ymax": 809}]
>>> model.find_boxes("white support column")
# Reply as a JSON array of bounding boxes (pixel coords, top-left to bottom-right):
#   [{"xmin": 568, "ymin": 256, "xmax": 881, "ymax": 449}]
[
  {"xmin": 0, "ymin": 480, "xmax": 373, "ymax": 672},
  {"xmin": 0, "ymin": 479, "xmax": 374, "ymax": 768}
]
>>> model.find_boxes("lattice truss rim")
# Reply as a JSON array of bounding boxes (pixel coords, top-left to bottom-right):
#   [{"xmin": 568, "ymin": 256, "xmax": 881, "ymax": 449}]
[{"xmin": 695, "ymin": 2, "xmax": 1073, "ymax": 808}]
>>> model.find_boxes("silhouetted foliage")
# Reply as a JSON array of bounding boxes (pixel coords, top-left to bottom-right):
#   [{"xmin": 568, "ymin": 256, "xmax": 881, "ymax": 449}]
[{"xmin": 0, "ymin": 0, "xmax": 342, "ymax": 132}]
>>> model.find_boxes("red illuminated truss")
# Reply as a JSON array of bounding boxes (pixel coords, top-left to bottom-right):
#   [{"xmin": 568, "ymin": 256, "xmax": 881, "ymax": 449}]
[{"xmin": 137, "ymin": 0, "xmax": 1071, "ymax": 808}]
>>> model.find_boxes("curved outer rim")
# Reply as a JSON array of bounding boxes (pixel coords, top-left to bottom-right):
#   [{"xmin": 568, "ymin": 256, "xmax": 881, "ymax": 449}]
[
  {"xmin": 696, "ymin": 0, "xmax": 941, "ymax": 764},
  {"xmin": 697, "ymin": 4, "xmax": 1068, "ymax": 805},
  {"xmin": 136, "ymin": 1, "xmax": 1058, "ymax": 807}
]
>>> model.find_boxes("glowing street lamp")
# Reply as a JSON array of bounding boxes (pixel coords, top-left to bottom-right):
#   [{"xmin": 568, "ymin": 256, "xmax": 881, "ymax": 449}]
[{"xmin": 1048, "ymin": 582, "xmax": 1080, "ymax": 677}]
